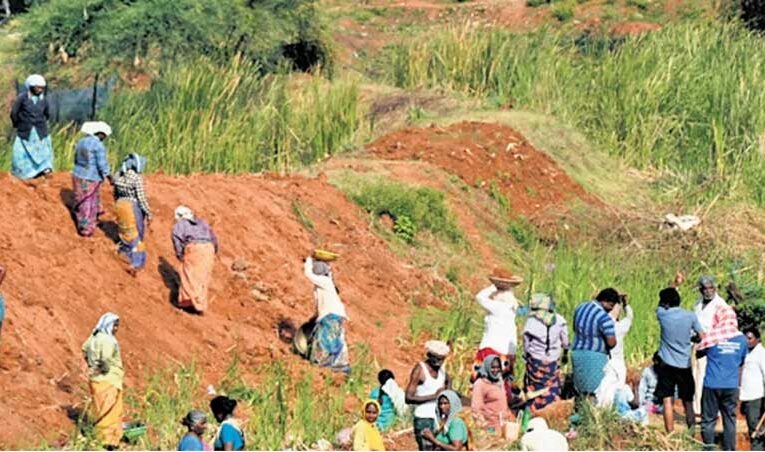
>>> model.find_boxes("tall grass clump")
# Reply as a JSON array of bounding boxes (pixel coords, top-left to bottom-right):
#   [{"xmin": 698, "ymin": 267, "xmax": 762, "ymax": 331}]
[
  {"xmin": 24, "ymin": 58, "xmax": 361, "ymax": 174},
  {"xmin": 385, "ymin": 21, "xmax": 765, "ymax": 204}
]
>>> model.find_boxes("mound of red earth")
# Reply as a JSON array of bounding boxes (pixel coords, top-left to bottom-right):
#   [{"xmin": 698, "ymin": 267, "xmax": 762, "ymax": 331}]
[
  {"xmin": 0, "ymin": 172, "xmax": 439, "ymax": 447},
  {"xmin": 367, "ymin": 121, "xmax": 597, "ymax": 217}
]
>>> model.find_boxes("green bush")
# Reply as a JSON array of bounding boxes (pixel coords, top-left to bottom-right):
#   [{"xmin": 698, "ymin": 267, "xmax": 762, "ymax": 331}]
[
  {"xmin": 18, "ymin": 0, "xmax": 333, "ymax": 74},
  {"xmin": 551, "ymin": 2, "xmax": 575, "ymax": 21},
  {"xmin": 341, "ymin": 176, "xmax": 463, "ymax": 244}
]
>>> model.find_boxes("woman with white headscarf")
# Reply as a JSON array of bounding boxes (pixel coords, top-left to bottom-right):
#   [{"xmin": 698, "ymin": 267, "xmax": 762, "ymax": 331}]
[
  {"xmin": 81, "ymin": 312, "xmax": 124, "ymax": 448},
  {"xmin": 10, "ymin": 74, "xmax": 53, "ymax": 180},
  {"xmin": 72, "ymin": 121, "xmax": 113, "ymax": 237},
  {"xmin": 172, "ymin": 206, "xmax": 219, "ymax": 314},
  {"xmin": 113, "ymin": 153, "xmax": 152, "ymax": 275}
]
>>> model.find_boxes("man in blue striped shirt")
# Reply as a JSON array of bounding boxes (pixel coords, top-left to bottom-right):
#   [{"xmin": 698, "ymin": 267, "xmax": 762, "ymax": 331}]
[{"xmin": 571, "ymin": 288, "xmax": 619, "ymax": 397}]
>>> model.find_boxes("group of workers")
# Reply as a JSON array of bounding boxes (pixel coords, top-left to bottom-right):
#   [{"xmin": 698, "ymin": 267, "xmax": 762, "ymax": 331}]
[{"xmin": 8, "ymin": 74, "xmax": 765, "ymax": 452}]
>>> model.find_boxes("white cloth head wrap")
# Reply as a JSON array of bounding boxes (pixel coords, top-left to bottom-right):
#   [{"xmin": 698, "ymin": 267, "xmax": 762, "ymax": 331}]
[
  {"xmin": 425, "ymin": 340, "xmax": 450, "ymax": 356},
  {"xmin": 92, "ymin": 312, "xmax": 120, "ymax": 336},
  {"xmin": 175, "ymin": 205, "xmax": 195, "ymax": 222},
  {"xmin": 25, "ymin": 74, "xmax": 46, "ymax": 88},
  {"xmin": 81, "ymin": 121, "xmax": 113, "ymax": 137}
]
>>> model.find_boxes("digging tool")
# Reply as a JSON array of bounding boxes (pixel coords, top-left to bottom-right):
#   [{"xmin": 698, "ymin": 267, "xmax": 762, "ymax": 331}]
[{"xmin": 752, "ymin": 410, "xmax": 765, "ymax": 439}]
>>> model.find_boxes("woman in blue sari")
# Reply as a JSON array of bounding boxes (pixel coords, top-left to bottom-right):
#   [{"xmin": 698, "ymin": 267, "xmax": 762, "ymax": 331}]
[{"xmin": 10, "ymin": 74, "xmax": 53, "ymax": 180}]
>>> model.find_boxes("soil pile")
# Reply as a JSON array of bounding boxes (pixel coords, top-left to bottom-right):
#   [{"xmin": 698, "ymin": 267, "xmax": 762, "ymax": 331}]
[
  {"xmin": 367, "ymin": 121, "xmax": 597, "ymax": 217},
  {"xmin": 0, "ymin": 172, "xmax": 437, "ymax": 447}
]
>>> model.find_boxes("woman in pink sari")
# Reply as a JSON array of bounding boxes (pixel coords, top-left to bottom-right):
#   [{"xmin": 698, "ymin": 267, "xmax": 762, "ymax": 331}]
[{"xmin": 72, "ymin": 121, "xmax": 113, "ymax": 237}]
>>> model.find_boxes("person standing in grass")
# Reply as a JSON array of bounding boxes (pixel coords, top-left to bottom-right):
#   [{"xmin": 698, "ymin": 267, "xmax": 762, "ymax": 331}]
[
  {"xmin": 470, "ymin": 272, "xmax": 522, "ymax": 383},
  {"xmin": 570, "ymin": 288, "xmax": 618, "ymax": 398},
  {"xmin": 739, "ymin": 327, "xmax": 765, "ymax": 451},
  {"xmin": 406, "ymin": 340, "xmax": 452, "ymax": 451},
  {"xmin": 72, "ymin": 121, "xmax": 113, "ymax": 237},
  {"xmin": 173, "ymin": 206, "xmax": 219, "ymax": 314},
  {"xmin": 607, "ymin": 294, "xmax": 633, "ymax": 386},
  {"xmin": 113, "ymin": 154, "xmax": 152, "ymax": 276},
  {"xmin": 522, "ymin": 293, "xmax": 569, "ymax": 412},
  {"xmin": 352, "ymin": 400, "xmax": 386, "ymax": 451},
  {"xmin": 693, "ymin": 275, "xmax": 729, "ymax": 415},
  {"xmin": 210, "ymin": 396, "xmax": 244, "ymax": 451},
  {"xmin": 697, "ymin": 306, "xmax": 747, "ymax": 451},
  {"xmin": 178, "ymin": 410, "xmax": 211, "ymax": 451},
  {"xmin": 655, "ymin": 287, "xmax": 705, "ymax": 433},
  {"xmin": 10, "ymin": 74, "xmax": 53, "ymax": 180},
  {"xmin": 82, "ymin": 312, "xmax": 124, "ymax": 449}
]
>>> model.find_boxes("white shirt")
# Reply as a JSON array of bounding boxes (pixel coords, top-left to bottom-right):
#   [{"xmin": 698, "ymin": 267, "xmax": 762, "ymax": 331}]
[
  {"xmin": 304, "ymin": 258, "xmax": 347, "ymax": 321},
  {"xmin": 694, "ymin": 294, "xmax": 727, "ymax": 330},
  {"xmin": 740, "ymin": 343, "xmax": 765, "ymax": 401},
  {"xmin": 476, "ymin": 285, "xmax": 518, "ymax": 355},
  {"xmin": 610, "ymin": 305, "xmax": 633, "ymax": 362},
  {"xmin": 521, "ymin": 429, "xmax": 569, "ymax": 451}
]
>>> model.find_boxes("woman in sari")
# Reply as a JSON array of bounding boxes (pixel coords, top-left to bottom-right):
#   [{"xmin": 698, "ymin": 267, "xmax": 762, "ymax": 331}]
[
  {"xmin": 303, "ymin": 256, "xmax": 350, "ymax": 373},
  {"xmin": 210, "ymin": 396, "xmax": 244, "ymax": 451},
  {"xmin": 172, "ymin": 206, "xmax": 218, "ymax": 314},
  {"xmin": 178, "ymin": 410, "xmax": 211, "ymax": 451},
  {"xmin": 421, "ymin": 390, "xmax": 469, "ymax": 451},
  {"xmin": 10, "ymin": 74, "xmax": 53, "ymax": 180},
  {"xmin": 522, "ymin": 293, "xmax": 569, "ymax": 412},
  {"xmin": 72, "ymin": 121, "xmax": 113, "ymax": 237},
  {"xmin": 82, "ymin": 312, "xmax": 124, "ymax": 448},
  {"xmin": 352, "ymin": 400, "xmax": 385, "ymax": 451},
  {"xmin": 471, "ymin": 355, "xmax": 513, "ymax": 432},
  {"xmin": 113, "ymin": 154, "xmax": 152, "ymax": 275}
]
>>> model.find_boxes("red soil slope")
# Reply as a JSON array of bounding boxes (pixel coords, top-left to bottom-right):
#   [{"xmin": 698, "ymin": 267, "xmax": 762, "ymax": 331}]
[
  {"xmin": 367, "ymin": 121, "xmax": 597, "ymax": 217},
  {"xmin": 0, "ymin": 172, "xmax": 438, "ymax": 447}
]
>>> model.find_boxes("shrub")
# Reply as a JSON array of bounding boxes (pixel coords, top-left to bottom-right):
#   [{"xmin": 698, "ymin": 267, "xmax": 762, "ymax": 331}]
[
  {"xmin": 18, "ymin": 0, "xmax": 333, "ymax": 75},
  {"xmin": 551, "ymin": 2, "xmax": 575, "ymax": 21},
  {"xmin": 339, "ymin": 176, "xmax": 463, "ymax": 244}
]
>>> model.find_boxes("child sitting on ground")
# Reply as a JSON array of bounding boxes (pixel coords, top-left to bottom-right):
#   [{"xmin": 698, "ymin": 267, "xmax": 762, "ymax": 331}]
[{"xmin": 638, "ymin": 353, "xmax": 662, "ymax": 413}]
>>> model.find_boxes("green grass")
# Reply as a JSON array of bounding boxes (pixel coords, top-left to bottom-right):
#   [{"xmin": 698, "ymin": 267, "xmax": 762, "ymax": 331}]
[
  {"xmin": 332, "ymin": 171, "xmax": 464, "ymax": 244},
  {"xmin": 59, "ymin": 347, "xmax": 382, "ymax": 451},
  {"xmin": 383, "ymin": 20, "xmax": 765, "ymax": 205},
  {"xmin": 0, "ymin": 58, "xmax": 363, "ymax": 174}
]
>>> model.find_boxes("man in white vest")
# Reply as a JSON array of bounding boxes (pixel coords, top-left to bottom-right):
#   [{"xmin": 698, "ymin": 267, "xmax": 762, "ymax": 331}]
[{"xmin": 406, "ymin": 340, "xmax": 452, "ymax": 451}]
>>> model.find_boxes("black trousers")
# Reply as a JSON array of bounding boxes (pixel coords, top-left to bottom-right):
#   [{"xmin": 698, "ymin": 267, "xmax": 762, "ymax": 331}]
[
  {"xmin": 742, "ymin": 398, "xmax": 765, "ymax": 451},
  {"xmin": 701, "ymin": 387, "xmax": 738, "ymax": 451}
]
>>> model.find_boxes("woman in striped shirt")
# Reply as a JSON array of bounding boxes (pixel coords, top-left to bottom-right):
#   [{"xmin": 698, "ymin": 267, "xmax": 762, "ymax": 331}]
[{"xmin": 113, "ymin": 154, "xmax": 152, "ymax": 276}]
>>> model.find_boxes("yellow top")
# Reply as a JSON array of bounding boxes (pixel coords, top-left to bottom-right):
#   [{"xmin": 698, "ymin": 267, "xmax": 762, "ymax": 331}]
[
  {"xmin": 82, "ymin": 332, "xmax": 124, "ymax": 389},
  {"xmin": 352, "ymin": 419, "xmax": 385, "ymax": 451}
]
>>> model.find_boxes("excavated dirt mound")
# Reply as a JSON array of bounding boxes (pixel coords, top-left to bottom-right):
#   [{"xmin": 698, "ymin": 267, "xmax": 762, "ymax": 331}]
[
  {"xmin": 367, "ymin": 121, "xmax": 598, "ymax": 217},
  {"xmin": 0, "ymin": 172, "xmax": 439, "ymax": 447}
]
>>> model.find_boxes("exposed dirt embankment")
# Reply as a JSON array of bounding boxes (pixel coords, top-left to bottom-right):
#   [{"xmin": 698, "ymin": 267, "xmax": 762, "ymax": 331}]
[
  {"xmin": 367, "ymin": 121, "xmax": 598, "ymax": 217},
  {"xmin": 0, "ymin": 172, "xmax": 438, "ymax": 447}
]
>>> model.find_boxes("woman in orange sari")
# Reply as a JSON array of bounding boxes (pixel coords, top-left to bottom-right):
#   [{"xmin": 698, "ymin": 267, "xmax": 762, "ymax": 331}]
[
  {"xmin": 172, "ymin": 206, "xmax": 218, "ymax": 314},
  {"xmin": 82, "ymin": 312, "xmax": 124, "ymax": 449}
]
